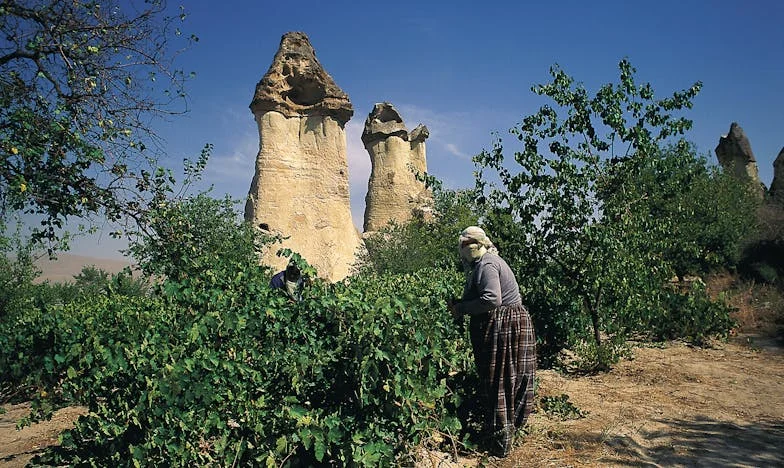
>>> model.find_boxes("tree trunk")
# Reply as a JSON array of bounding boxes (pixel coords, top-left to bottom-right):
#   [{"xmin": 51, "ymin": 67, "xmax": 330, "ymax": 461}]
[{"xmin": 584, "ymin": 289, "xmax": 602, "ymax": 347}]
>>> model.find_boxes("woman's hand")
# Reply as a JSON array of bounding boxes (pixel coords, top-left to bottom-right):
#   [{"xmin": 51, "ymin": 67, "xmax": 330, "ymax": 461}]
[{"xmin": 448, "ymin": 298, "xmax": 463, "ymax": 324}]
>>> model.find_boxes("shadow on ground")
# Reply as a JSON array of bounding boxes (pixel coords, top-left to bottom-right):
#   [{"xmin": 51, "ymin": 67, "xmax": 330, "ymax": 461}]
[
  {"xmin": 732, "ymin": 333, "xmax": 784, "ymax": 354},
  {"xmin": 600, "ymin": 416, "xmax": 784, "ymax": 467}
]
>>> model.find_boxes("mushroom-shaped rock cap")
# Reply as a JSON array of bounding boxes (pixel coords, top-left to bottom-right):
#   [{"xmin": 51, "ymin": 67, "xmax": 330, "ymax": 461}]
[
  {"xmin": 250, "ymin": 32, "xmax": 353, "ymax": 124},
  {"xmin": 770, "ymin": 147, "xmax": 784, "ymax": 203},
  {"xmin": 362, "ymin": 102, "xmax": 409, "ymax": 146},
  {"xmin": 716, "ymin": 122, "xmax": 757, "ymax": 164}
]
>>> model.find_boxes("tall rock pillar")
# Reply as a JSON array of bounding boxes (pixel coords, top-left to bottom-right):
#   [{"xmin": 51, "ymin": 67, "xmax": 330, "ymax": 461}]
[
  {"xmin": 362, "ymin": 103, "xmax": 432, "ymax": 233},
  {"xmin": 715, "ymin": 122, "xmax": 765, "ymax": 198},
  {"xmin": 244, "ymin": 32, "xmax": 361, "ymax": 281}
]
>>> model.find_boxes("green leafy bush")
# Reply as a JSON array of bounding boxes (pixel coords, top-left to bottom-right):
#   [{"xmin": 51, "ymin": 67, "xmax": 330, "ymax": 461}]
[
  {"xmin": 0, "ymin": 221, "xmax": 39, "ymax": 320},
  {"xmin": 2, "ymin": 194, "xmax": 477, "ymax": 466},
  {"xmin": 632, "ymin": 144, "xmax": 760, "ymax": 277},
  {"xmin": 654, "ymin": 283, "xmax": 736, "ymax": 345},
  {"xmin": 739, "ymin": 204, "xmax": 784, "ymax": 287},
  {"xmin": 68, "ymin": 265, "xmax": 150, "ymax": 297},
  {"xmin": 539, "ymin": 394, "xmax": 586, "ymax": 420},
  {"xmin": 357, "ymin": 180, "xmax": 479, "ymax": 275},
  {"xmin": 18, "ymin": 265, "xmax": 472, "ymax": 466},
  {"xmin": 747, "ymin": 262, "xmax": 779, "ymax": 285},
  {"xmin": 127, "ymin": 193, "xmax": 261, "ymax": 281}
]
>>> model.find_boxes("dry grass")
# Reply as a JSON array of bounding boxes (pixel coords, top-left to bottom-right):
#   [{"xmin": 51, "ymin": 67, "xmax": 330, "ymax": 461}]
[
  {"xmin": 495, "ymin": 340, "xmax": 784, "ymax": 467},
  {"xmin": 706, "ymin": 272, "xmax": 784, "ymax": 336}
]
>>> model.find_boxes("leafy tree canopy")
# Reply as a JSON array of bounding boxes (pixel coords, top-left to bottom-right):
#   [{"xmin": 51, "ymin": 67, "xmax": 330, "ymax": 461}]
[
  {"xmin": 473, "ymin": 59, "xmax": 742, "ymax": 364},
  {"xmin": 0, "ymin": 0, "xmax": 195, "ymax": 249}
]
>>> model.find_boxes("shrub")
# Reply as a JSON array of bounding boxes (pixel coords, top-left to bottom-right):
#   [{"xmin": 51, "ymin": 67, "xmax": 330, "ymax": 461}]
[
  {"xmin": 127, "ymin": 193, "xmax": 262, "ymax": 281},
  {"xmin": 0, "ymin": 221, "xmax": 39, "ymax": 320},
  {"xmin": 21, "ymin": 265, "xmax": 472, "ymax": 466},
  {"xmin": 654, "ymin": 282, "xmax": 736, "ymax": 345},
  {"xmin": 474, "ymin": 60, "xmax": 743, "ymax": 359},
  {"xmin": 739, "ymin": 203, "xmax": 784, "ymax": 287},
  {"xmin": 9, "ymin": 193, "xmax": 476, "ymax": 466},
  {"xmin": 357, "ymin": 180, "xmax": 479, "ymax": 275},
  {"xmin": 539, "ymin": 394, "xmax": 586, "ymax": 420}
]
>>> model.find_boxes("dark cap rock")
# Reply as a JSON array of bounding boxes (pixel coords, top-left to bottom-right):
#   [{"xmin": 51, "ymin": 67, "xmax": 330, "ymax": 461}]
[
  {"xmin": 362, "ymin": 102, "xmax": 409, "ymax": 146},
  {"xmin": 715, "ymin": 122, "xmax": 765, "ymax": 197},
  {"xmin": 716, "ymin": 122, "xmax": 757, "ymax": 165},
  {"xmin": 250, "ymin": 32, "xmax": 353, "ymax": 124},
  {"xmin": 409, "ymin": 124, "xmax": 430, "ymax": 143}
]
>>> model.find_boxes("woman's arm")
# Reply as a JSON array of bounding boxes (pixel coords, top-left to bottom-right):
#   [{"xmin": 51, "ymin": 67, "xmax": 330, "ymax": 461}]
[{"xmin": 456, "ymin": 262, "xmax": 502, "ymax": 316}]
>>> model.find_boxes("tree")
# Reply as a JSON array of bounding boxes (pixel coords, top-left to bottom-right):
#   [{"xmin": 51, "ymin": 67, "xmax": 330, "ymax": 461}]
[
  {"xmin": 73, "ymin": 265, "xmax": 110, "ymax": 290},
  {"xmin": 739, "ymin": 202, "xmax": 784, "ymax": 286},
  {"xmin": 615, "ymin": 142, "xmax": 759, "ymax": 278},
  {"xmin": 356, "ymin": 177, "xmax": 480, "ymax": 275},
  {"xmin": 0, "ymin": 218, "xmax": 39, "ymax": 318},
  {"xmin": 127, "ymin": 193, "xmax": 264, "ymax": 282},
  {"xmin": 474, "ymin": 60, "xmax": 703, "ymax": 360},
  {"xmin": 0, "ymin": 0, "xmax": 195, "ymax": 249}
]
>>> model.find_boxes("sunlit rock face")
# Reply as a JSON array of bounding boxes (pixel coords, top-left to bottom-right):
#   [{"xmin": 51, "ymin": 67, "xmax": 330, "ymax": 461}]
[
  {"xmin": 362, "ymin": 102, "xmax": 432, "ymax": 233},
  {"xmin": 715, "ymin": 122, "xmax": 765, "ymax": 198},
  {"xmin": 244, "ymin": 32, "xmax": 361, "ymax": 281}
]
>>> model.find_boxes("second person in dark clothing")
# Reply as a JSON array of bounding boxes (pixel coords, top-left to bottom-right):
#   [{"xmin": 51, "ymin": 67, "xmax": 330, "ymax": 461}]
[{"xmin": 269, "ymin": 262, "xmax": 305, "ymax": 301}]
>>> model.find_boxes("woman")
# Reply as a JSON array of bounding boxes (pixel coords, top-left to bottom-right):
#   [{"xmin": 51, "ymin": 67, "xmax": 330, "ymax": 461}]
[{"xmin": 448, "ymin": 226, "xmax": 536, "ymax": 457}]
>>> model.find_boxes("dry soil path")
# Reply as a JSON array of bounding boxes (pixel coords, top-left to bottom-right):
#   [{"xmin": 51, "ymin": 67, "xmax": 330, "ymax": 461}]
[{"xmin": 503, "ymin": 337, "xmax": 784, "ymax": 467}]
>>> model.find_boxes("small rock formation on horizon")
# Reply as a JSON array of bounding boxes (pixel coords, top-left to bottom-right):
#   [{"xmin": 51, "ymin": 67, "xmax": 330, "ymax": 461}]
[
  {"xmin": 244, "ymin": 32, "xmax": 362, "ymax": 281},
  {"xmin": 715, "ymin": 122, "xmax": 765, "ymax": 198},
  {"xmin": 768, "ymin": 147, "xmax": 784, "ymax": 204},
  {"xmin": 362, "ymin": 103, "xmax": 432, "ymax": 233}
]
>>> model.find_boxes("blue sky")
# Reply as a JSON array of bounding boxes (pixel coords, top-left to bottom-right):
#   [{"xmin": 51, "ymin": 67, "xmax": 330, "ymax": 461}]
[{"xmin": 72, "ymin": 0, "xmax": 784, "ymax": 258}]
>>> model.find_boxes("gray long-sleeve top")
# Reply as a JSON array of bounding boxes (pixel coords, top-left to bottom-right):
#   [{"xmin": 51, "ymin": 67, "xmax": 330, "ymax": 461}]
[{"xmin": 457, "ymin": 252, "xmax": 522, "ymax": 317}]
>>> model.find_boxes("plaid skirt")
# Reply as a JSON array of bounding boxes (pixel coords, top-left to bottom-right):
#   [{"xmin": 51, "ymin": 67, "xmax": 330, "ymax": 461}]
[{"xmin": 469, "ymin": 303, "xmax": 536, "ymax": 456}]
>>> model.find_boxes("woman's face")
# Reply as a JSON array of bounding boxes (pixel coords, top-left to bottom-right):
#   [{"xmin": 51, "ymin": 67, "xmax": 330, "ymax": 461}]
[{"xmin": 459, "ymin": 240, "xmax": 481, "ymax": 262}]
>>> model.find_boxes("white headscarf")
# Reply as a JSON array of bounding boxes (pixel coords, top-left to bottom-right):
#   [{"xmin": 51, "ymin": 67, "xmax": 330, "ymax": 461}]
[{"xmin": 458, "ymin": 226, "xmax": 497, "ymax": 265}]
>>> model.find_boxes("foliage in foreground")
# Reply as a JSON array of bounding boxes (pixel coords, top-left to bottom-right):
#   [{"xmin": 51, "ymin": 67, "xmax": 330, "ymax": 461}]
[
  {"xmin": 0, "ymin": 261, "xmax": 148, "ymax": 398},
  {"xmin": 12, "ymin": 268, "xmax": 471, "ymax": 466},
  {"xmin": 1, "ymin": 196, "xmax": 474, "ymax": 466}
]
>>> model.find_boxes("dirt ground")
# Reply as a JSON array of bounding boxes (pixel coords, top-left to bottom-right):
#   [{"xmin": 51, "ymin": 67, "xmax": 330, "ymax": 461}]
[
  {"xmin": 0, "ymin": 404, "xmax": 86, "ymax": 468},
  {"xmin": 2, "ymin": 337, "xmax": 781, "ymax": 468},
  {"xmin": 504, "ymin": 335, "xmax": 784, "ymax": 468}
]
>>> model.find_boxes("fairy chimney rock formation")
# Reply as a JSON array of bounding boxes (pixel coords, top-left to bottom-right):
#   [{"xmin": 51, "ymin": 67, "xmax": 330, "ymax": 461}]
[
  {"xmin": 769, "ymin": 147, "xmax": 784, "ymax": 204},
  {"xmin": 715, "ymin": 122, "xmax": 765, "ymax": 197},
  {"xmin": 362, "ymin": 103, "xmax": 432, "ymax": 233},
  {"xmin": 244, "ymin": 32, "xmax": 361, "ymax": 281}
]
